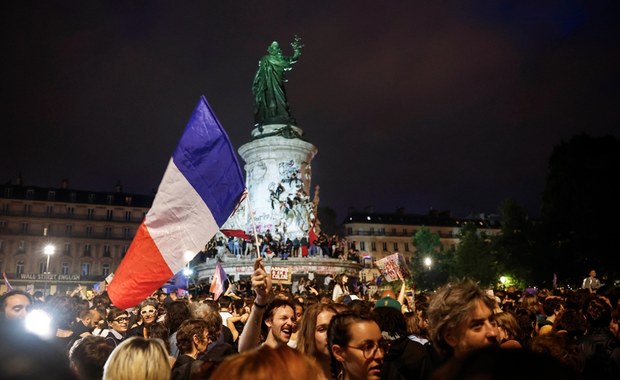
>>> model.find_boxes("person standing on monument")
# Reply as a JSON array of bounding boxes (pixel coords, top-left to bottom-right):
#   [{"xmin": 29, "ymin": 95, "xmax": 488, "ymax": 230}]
[
  {"xmin": 252, "ymin": 36, "xmax": 302, "ymax": 126},
  {"xmin": 582, "ymin": 269, "xmax": 601, "ymax": 293}
]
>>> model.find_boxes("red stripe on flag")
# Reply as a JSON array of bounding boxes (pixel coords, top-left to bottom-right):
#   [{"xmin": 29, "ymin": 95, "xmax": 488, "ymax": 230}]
[{"xmin": 108, "ymin": 223, "xmax": 173, "ymax": 309}]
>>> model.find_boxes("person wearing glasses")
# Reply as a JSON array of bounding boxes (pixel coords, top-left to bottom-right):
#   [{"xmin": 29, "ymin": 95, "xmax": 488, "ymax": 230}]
[
  {"xmin": 328, "ymin": 311, "xmax": 386, "ymax": 380},
  {"xmin": 105, "ymin": 307, "xmax": 130, "ymax": 347},
  {"xmin": 127, "ymin": 299, "xmax": 159, "ymax": 338}
]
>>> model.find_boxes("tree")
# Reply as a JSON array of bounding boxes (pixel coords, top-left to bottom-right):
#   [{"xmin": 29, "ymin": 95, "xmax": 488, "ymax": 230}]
[
  {"xmin": 453, "ymin": 222, "xmax": 496, "ymax": 287},
  {"xmin": 411, "ymin": 227, "xmax": 441, "ymax": 290},
  {"xmin": 540, "ymin": 134, "xmax": 620, "ymax": 285},
  {"xmin": 491, "ymin": 198, "xmax": 537, "ymax": 287}
]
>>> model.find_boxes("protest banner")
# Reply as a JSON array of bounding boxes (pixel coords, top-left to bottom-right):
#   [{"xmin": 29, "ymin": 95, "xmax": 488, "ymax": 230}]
[
  {"xmin": 270, "ymin": 266, "xmax": 292, "ymax": 284},
  {"xmin": 374, "ymin": 252, "xmax": 411, "ymax": 282}
]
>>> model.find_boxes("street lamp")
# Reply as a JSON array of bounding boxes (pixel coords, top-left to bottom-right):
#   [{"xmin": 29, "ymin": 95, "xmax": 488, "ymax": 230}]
[
  {"xmin": 44, "ymin": 244, "xmax": 55, "ymax": 273},
  {"xmin": 182, "ymin": 250, "xmax": 194, "ymax": 289},
  {"xmin": 424, "ymin": 257, "xmax": 432, "ymax": 270},
  {"xmin": 500, "ymin": 276, "xmax": 507, "ymax": 289},
  {"xmin": 43, "ymin": 244, "xmax": 55, "ymax": 296}
]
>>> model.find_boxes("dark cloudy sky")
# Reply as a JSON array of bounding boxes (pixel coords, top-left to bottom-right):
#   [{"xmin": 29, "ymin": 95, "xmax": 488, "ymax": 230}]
[{"xmin": 2, "ymin": 1, "xmax": 619, "ymax": 221}]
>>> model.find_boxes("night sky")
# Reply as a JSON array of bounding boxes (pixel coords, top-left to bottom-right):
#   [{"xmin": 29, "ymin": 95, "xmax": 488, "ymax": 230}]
[{"xmin": 3, "ymin": 1, "xmax": 619, "ymax": 222}]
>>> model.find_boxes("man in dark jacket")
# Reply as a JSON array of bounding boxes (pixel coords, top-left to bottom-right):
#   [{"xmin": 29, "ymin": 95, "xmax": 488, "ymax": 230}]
[{"xmin": 372, "ymin": 297, "xmax": 433, "ymax": 380}]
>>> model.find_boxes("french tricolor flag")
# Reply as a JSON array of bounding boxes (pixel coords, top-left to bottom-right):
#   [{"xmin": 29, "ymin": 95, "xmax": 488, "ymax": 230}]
[{"xmin": 108, "ymin": 96, "xmax": 245, "ymax": 309}]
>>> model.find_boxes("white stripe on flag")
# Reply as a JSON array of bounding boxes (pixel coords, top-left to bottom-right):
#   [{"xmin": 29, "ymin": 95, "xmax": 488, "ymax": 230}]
[{"xmin": 146, "ymin": 159, "xmax": 218, "ymax": 275}]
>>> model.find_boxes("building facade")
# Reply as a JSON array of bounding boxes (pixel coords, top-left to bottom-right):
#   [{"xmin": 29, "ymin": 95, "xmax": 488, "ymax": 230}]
[
  {"xmin": 0, "ymin": 179, "xmax": 153, "ymax": 295},
  {"xmin": 342, "ymin": 209, "xmax": 501, "ymax": 282}
]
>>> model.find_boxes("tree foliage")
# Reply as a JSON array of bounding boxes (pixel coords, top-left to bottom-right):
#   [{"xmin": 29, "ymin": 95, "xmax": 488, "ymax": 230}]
[
  {"xmin": 491, "ymin": 198, "xmax": 537, "ymax": 287},
  {"xmin": 453, "ymin": 222, "xmax": 496, "ymax": 287},
  {"xmin": 540, "ymin": 134, "xmax": 620, "ymax": 284},
  {"xmin": 411, "ymin": 226, "xmax": 443, "ymax": 290}
]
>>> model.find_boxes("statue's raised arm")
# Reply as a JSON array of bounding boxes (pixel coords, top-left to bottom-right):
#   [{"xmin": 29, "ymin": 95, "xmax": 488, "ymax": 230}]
[{"xmin": 252, "ymin": 36, "xmax": 303, "ymax": 127}]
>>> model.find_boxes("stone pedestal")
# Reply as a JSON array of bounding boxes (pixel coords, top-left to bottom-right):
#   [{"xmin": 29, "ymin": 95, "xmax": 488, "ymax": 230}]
[{"xmin": 232, "ymin": 124, "xmax": 317, "ymax": 241}]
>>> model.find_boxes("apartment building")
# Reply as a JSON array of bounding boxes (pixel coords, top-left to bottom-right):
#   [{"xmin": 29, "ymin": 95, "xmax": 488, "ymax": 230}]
[{"xmin": 0, "ymin": 179, "xmax": 153, "ymax": 295}]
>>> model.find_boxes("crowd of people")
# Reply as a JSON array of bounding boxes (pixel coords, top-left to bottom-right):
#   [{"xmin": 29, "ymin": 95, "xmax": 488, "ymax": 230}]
[
  {"xmin": 206, "ymin": 231, "xmax": 357, "ymax": 262},
  {"xmin": 1, "ymin": 261, "xmax": 619, "ymax": 380}
]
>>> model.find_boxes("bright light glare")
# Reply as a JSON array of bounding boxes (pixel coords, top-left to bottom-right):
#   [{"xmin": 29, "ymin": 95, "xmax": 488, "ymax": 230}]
[
  {"xmin": 25, "ymin": 309, "xmax": 53, "ymax": 339},
  {"xmin": 183, "ymin": 268, "xmax": 193, "ymax": 276},
  {"xmin": 44, "ymin": 244, "xmax": 55, "ymax": 255},
  {"xmin": 183, "ymin": 250, "xmax": 195, "ymax": 263},
  {"xmin": 500, "ymin": 276, "xmax": 507, "ymax": 284},
  {"xmin": 424, "ymin": 257, "xmax": 432, "ymax": 267}
]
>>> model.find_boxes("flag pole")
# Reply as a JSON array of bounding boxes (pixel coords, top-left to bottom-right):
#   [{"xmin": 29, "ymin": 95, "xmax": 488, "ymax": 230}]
[{"xmin": 245, "ymin": 191, "xmax": 261, "ymax": 259}]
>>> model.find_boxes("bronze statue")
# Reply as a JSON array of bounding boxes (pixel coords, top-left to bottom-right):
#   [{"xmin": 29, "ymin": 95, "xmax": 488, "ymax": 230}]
[{"xmin": 252, "ymin": 36, "xmax": 303, "ymax": 127}]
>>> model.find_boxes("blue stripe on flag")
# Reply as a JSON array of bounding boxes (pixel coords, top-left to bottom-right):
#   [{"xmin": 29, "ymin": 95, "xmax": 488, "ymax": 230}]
[{"xmin": 172, "ymin": 96, "xmax": 245, "ymax": 226}]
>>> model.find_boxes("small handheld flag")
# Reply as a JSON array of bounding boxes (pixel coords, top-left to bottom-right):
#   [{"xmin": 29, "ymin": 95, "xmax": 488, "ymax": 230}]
[
  {"xmin": 108, "ymin": 96, "xmax": 245, "ymax": 309},
  {"xmin": 209, "ymin": 262, "xmax": 229, "ymax": 301}
]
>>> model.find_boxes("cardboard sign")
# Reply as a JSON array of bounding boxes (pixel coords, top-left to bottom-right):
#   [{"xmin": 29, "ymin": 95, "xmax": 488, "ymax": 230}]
[
  {"xmin": 270, "ymin": 266, "xmax": 292, "ymax": 284},
  {"xmin": 374, "ymin": 252, "xmax": 410, "ymax": 282}
]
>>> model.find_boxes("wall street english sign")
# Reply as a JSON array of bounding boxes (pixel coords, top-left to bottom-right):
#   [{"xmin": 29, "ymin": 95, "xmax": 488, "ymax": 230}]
[{"xmin": 19, "ymin": 273, "xmax": 81, "ymax": 281}]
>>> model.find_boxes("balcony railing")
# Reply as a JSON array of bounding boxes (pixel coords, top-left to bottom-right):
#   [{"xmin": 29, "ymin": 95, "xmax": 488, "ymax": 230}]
[{"xmin": 0, "ymin": 209, "xmax": 143, "ymax": 223}]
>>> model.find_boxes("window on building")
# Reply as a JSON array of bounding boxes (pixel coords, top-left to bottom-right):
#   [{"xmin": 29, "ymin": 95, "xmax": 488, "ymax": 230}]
[
  {"xmin": 391, "ymin": 228, "xmax": 396, "ymax": 235},
  {"xmin": 105, "ymin": 227, "xmax": 112, "ymax": 238},
  {"xmin": 83, "ymin": 244, "xmax": 91, "ymax": 257},
  {"xmin": 4, "ymin": 188, "xmax": 12, "ymax": 198},
  {"xmin": 1, "ymin": 204, "xmax": 8, "ymax": 214},
  {"xmin": 0, "ymin": 220, "xmax": 5, "ymax": 230},
  {"xmin": 121, "ymin": 245, "xmax": 129, "ymax": 258},
  {"xmin": 360, "ymin": 241, "xmax": 366, "ymax": 251},
  {"xmin": 64, "ymin": 242, "xmax": 71, "ymax": 255},
  {"xmin": 62, "ymin": 262, "xmax": 69, "ymax": 275},
  {"xmin": 102, "ymin": 263, "xmax": 110, "ymax": 277},
  {"xmin": 106, "ymin": 210, "xmax": 113, "ymax": 220},
  {"xmin": 65, "ymin": 225, "xmax": 73, "ymax": 236},
  {"xmin": 371, "ymin": 242, "xmax": 377, "ymax": 251},
  {"xmin": 88, "ymin": 194, "xmax": 96, "ymax": 203},
  {"xmin": 46, "ymin": 205, "xmax": 53, "ymax": 216},
  {"xmin": 382, "ymin": 242, "xmax": 388, "ymax": 251},
  {"xmin": 39, "ymin": 261, "xmax": 46, "ymax": 274},
  {"xmin": 403, "ymin": 228, "xmax": 407, "ymax": 236},
  {"xmin": 87, "ymin": 208, "xmax": 94, "ymax": 220},
  {"xmin": 103, "ymin": 244, "xmax": 111, "ymax": 257},
  {"xmin": 0, "ymin": 240, "xmax": 4, "ymax": 253},
  {"xmin": 125, "ymin": 211, "xmax": 132, "ymax": 221},
  {"xmin": 124, "ymin": 196, "xmax": 132, "ymax": 206},
  {"xmin": 393, "ymin": 242, "xmax": 398, "ymax": 251},
  {"xmin": 16, "ymin": 261, "xmax": 24, "ymax": 274},
  {"xmin": 81, "ymin": 263, "xmax": 90, "ymax": 276},
  {"xmin": 70, "ymin": 192, "xmax": 77, "ymax": 202},
  {"xmin": 404, "ymin": 242, "xmax": 410, "ymax": 252},
  {"xmin": 26, "ymin": 189, "xmax": 34, "ymax": 199},
  {"xmin": 0, "ymin": 259, "xmax": 3, "ymax": 272},
  {"xmin": 47, "ymin": 191, "xmax": 56, "ymax": 200},
  {"xmin": 347, "ymin": 227, "xmax": 352, "ymax": 235},
  {"xmin": 67, "ymin": 207, "xmax": 74, "ymax": 217},
  {"xmin": 124, "ymin": 227, "xmax": 131, "ymax": 239},
  {"xmin": 23, "ymin": 204, "xmax": 31, "ymax": 215},
  {"xmin": 18, "ymin": 240, "xmax": 26, "ymax": 252},
  {"xmin": 21, "ymin": 222, "xmax": 28, "ymax": 233},
  {"xmin": 86, "ymin": 225, "xmax": 93, "ymax": 237},
  {"xmin": 107, "ymin": 195, "xmax": 114, "ymax": 204}
]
